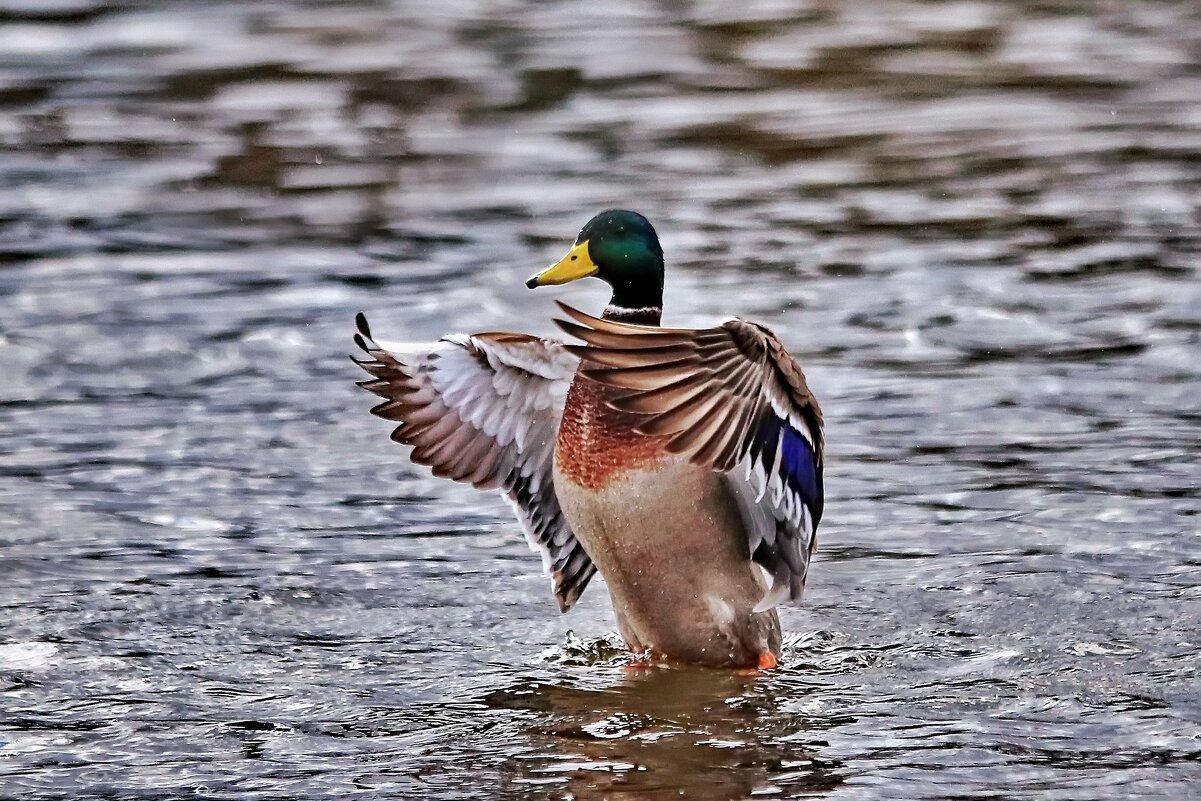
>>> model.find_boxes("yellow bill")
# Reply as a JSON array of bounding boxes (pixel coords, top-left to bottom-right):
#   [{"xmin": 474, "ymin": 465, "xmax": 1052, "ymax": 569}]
[{"xmin": 525, "ymin": 240, "xmax": 598, "ymax": 287}]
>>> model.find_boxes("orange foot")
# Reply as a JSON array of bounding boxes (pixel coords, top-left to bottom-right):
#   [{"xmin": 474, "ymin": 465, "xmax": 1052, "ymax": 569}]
[{"xmin": 735, "ymin": 652, "xmax": 779, "ymax": 676}]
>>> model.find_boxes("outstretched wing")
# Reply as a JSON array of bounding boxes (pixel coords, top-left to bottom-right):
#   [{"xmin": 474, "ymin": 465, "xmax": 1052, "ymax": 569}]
[
  {"xmin": 352, "ymin": 312, "xmax": 595, "ymax": 611},
  {"xmin": 554, "ymin": 302, "xmax": 824, "ymax": 612}
]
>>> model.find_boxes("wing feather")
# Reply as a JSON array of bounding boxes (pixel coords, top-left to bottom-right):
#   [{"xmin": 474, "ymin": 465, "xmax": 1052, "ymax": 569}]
[
  {"xmin": 352, "ymin": 312, "xmax": 595, "ymax": 611},
  {"xmin": 554, "ymin": 301, "xmax": 824, "ymax": 611}
]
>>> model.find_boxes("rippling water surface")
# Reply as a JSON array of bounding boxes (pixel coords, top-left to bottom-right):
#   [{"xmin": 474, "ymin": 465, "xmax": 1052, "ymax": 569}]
[{"xmin": 1, "ymin": 1, "xmax": 1199, "ymax": 799}]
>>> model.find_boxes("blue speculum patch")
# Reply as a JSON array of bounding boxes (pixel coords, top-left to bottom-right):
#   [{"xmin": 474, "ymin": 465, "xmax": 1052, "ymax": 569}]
[{"xmin": 755, "ymin": 413, "xmax": 823, "ymax": 526}]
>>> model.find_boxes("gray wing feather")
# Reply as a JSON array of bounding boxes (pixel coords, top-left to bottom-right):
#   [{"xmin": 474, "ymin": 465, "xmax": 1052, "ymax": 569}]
[{"xmin": 352, "ymin": 313, "xmax": 595, "ymax": 611}]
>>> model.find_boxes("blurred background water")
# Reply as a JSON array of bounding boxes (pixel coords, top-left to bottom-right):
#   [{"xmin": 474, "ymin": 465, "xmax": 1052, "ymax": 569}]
[{"xmin": 0, "ymin": 1, "xmax": 1199, "ymax": 799}]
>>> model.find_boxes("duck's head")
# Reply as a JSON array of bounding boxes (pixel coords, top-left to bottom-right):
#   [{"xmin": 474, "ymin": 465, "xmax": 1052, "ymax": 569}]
[{"xmin": 526, "ymin": 209, "xmax": 664, "ymax": 316}]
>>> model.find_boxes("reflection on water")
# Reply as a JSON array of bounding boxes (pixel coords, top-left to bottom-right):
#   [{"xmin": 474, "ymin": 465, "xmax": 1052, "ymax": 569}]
[
  {"xmin": 485, "ymin": 661, "xmax": 842, "ymax": 800},
  {"xmin": 1, "ymin": 0, "xmax": 1199, "ymax": 799}
]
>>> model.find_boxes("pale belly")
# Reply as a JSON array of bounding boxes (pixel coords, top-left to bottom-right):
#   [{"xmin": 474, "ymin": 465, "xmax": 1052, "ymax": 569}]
[{"xmin": 552, "ymin": 454, "xmax": 781, "ymax": 667}]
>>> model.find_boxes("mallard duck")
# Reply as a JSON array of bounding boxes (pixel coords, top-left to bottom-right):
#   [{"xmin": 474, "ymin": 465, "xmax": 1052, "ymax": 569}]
[{"xmin": 353, "ymin": 210, "xmax": 824, "ymax": 669}]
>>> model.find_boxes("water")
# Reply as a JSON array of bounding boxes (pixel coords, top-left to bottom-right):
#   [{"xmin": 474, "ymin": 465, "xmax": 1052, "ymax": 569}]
[{"xmin": 1, "ymin": 1, "xmax": 1199, "ymax": 798}]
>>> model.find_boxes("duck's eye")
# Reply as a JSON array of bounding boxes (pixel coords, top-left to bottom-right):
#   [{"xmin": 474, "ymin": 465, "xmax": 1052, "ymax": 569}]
[{"xmin": 570, "ymin": 255, "xmax": 578, "ymax": 261}]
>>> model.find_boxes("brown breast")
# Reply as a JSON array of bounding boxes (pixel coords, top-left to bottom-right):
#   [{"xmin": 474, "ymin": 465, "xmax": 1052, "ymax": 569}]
[{"xmin": 555, "ymin": 371, "xmax": 671, "ymax": 490}]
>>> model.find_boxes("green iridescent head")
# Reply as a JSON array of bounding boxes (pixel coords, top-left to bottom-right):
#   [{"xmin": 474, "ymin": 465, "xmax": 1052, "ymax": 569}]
[{"xmin": 526, "ymin": 209, "xmax": 665, "ymax": 310}]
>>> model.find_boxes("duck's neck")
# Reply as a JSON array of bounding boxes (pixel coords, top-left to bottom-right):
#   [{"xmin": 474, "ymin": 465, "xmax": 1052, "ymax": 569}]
[
  {"xmin": 603, "ymin": 304, "xmax": 662, "ymax": 325},
  {"xmin": 605, "ymin": 269, "xmax": 663, "ymax": 326}
]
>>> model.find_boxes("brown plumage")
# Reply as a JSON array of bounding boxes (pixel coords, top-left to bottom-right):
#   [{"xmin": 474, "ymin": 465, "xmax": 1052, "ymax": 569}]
[
  {"xmin": 554, "ymin": 301, "xmax": 824, "ymax": 474},
  {"xmin": 555, "ymin": 372, "xmax": 673, "ymax": 490}
]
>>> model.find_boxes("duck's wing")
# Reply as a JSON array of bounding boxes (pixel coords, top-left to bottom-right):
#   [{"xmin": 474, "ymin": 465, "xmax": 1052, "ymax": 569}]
[
  {"xmin": 555, "ymin": 302, "xmax": 824, "ymax": 612},
  {"xmin": 352, "ymin": 313, "xmax": 595, "ymax": 611}
]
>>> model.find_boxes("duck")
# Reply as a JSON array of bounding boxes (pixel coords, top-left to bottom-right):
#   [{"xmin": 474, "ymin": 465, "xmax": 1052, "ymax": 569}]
[{"xmin": 352, "ymin": 209, "xmax": 824, "ymax": 669}]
